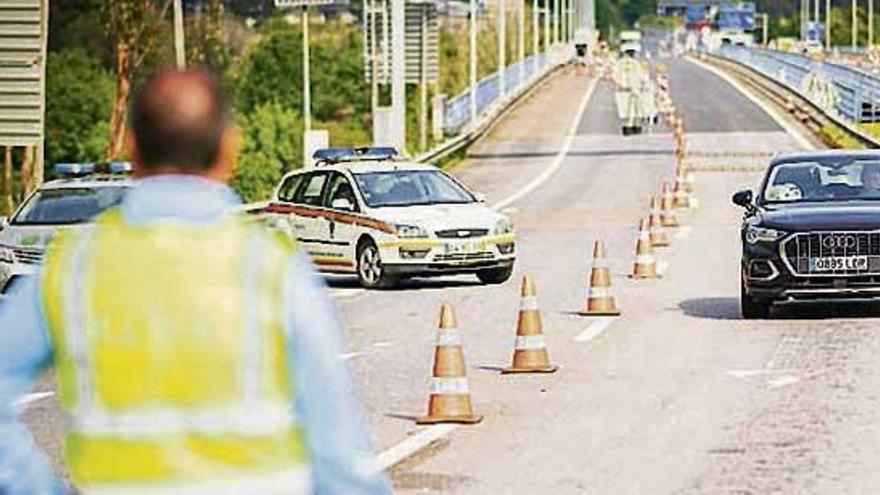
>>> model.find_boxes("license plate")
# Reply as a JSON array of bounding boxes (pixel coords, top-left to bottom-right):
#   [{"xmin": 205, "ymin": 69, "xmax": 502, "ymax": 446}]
[
  {"xmin": 445, "ymin": 242, "xmax": 477, "ymax": 255},
  {"xmin": 810, "ymin": 256, "xmax": 868, "ymax": 272}
]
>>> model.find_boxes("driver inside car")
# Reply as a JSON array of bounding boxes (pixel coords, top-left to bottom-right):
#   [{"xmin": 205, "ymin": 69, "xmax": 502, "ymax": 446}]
[{"xmin": 861, "ymin": 162, "xmax": 880, "ymax": 197}]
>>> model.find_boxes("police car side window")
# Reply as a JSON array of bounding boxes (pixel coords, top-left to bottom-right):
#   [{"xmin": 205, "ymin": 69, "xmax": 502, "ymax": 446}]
[
  {"xmin": 278, "ymin": 174, "xmax": 304, "ymax": 202},
  {"xmin": 324, "ymin": 173, "xmax": 359, "ymax": 212},
  {"xmin": 293, "ymin": 172, "xmax": 329, "ymax": 206}
]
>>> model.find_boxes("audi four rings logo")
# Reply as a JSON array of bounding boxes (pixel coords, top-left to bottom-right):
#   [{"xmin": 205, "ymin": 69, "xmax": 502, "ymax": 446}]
[{"xmin": 822, "ymin": 235, "xmax": 857, "ymax": 249}]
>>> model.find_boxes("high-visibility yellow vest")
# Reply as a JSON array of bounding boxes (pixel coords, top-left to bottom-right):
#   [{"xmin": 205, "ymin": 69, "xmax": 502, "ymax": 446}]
[{"xmin": 41, "ymin": 209, "xmax": 310, "ymax": 494}]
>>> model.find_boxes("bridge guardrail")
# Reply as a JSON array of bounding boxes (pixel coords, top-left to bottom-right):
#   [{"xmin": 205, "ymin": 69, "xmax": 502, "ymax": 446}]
[{"xmin": 701, "ymin": 49, "xmax": 880, "ymax": 148}]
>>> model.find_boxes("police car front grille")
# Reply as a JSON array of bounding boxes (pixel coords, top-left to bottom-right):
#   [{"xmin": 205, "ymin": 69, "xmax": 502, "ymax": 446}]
[
  {"xmin": 435, "ymin": 229, "xmax": 489, "ymax": 239},
  {"xmin": 782, "ymin": 231, "xmax": 880, "ymax": 275},
  {"xmin": 12, "ymin": 247, "xmax": 44, "ymax": 265}
]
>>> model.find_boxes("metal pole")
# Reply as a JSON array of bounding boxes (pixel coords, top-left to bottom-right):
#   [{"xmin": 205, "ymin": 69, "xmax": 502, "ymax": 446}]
[
  {"xmin": 499, "ymin": 0, "xmax": 506, "ymax": 96},
  {"xmin": 544, "ymin": 0, "xmax": 550, "ymax": 51},
  {"xmin": 519, "ymin": 0, "xmax": 525, "ymax": 61},
  {"xmin": 2, "ymin": 147, "xmax": 11, "ymax": 216},
  {"xmin": 173, "ymin": 0, "xmax": 185, "ymax": 69},
  {"xmin": 827, "ymin": 0, "xmax": 832, "ymax": 50},
  {"xmin": 419, "ymin": 6, "xmax": 428, "ymax": 151},
  {"xmin": 303, "ymin": 8, "xmax": 311, "ymax": 132},
  {"xmin": 870, "ymin": 0, "xmax": 874, "ymax": 48},
  {"xmin": 554, "ymin": 0, "xmax": 559, "ymax": 44},
  {"xmin": 532, "ymin": 0, "xmax": 538, "ymax": 56},
  {"xmin": 854, "ymin": 0, "xmax": 859, "ymax": 50},
  {"xmin": 763, "ymin": 13, "xmax": 769, "ymax": 46},
  {"xmin": 391, "ymin": 0, "xmax": 406, "ymax": 150},
  {"xmin": 815, "ymin": 0, "xmax": 820, "ymax": 23},
  {"xmin": 370, "ymin": 0, "xmax": 379, "ymax": 117},
  {"xmin": 470, "ymin": 0, "xmax": 477, "ymax": 125}
]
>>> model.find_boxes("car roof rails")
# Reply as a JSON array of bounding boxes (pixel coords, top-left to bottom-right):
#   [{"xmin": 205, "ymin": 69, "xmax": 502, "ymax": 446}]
[
  {"xmin": 313, "ymin": 147, "xmax": 398, "ymax": 166},
  {"xmin": 54, "ymin": 161, "xmax": 133, "ymax": 177}
]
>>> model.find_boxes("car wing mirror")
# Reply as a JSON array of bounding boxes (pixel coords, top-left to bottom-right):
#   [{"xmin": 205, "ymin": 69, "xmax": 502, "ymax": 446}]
[
  {"xmin": 732, "ymin": 189, "xmax": 753, "ymax": 208},
  {"xmin": 0, "ymin": 217, "xmax": 8, "ymax": 231},
  {"xmin": 331, "ymin": 198, "xmax": 355, "ymax": 211},
  {"xmin": 474, "ymin": 192, "xmax": 487, "ymax": 203}
]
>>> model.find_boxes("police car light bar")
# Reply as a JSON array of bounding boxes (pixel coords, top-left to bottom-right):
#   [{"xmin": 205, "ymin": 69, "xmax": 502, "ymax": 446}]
[
  {"xmin": 54, "ymin": 161, "xmax": 132, "ymax": 177},
  {"xmin": 313, "ymin": 147, "xmax": 398, "ymax": 165}
]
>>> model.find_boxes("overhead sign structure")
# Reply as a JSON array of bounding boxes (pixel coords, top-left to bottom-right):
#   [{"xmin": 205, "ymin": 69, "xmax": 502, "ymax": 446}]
[
  {"xmin": 0, "ymin": 0, "xmax": 48, "ymax": 149},
  {"xmin": 364, "ymin": 0, "xmax": 438, "ymax": 85}
]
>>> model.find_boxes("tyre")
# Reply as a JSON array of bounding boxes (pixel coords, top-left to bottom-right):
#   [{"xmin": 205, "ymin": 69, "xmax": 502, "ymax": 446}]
[
  {"xmin": 356, "ymin": 240, "xmax": 397, "ymax": 289},
  {"xmin": 476, "ymin": 266, "xmax": 514, "ymax": 285},
  {"xmin": 740, "ymin": 279, "xmax": 771, "ymax": 319}
]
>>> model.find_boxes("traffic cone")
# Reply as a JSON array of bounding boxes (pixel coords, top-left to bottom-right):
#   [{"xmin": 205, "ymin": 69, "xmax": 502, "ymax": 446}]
[
  {"xmin": 660, "ymin": 182, "xmax": 680, "ymax": 228},
  {"xmin": 631, "ymin": 217, "xmax": 658, "ymax": 279},
  {"xmin": 675, "ymin": 157, "xmax": 695, "ymax": 193},
  {"xmin": 417, "ymin": 303, "xmax": 483, "ymax": 424},
  {"xmin": 672, "ymin": 177, "xmax": 692, "ymax": 209},
  {"xmin": 648, "ymin": 198, "xmax": 670, "ymax": 248},
  {"xmin": 502, "ymin": 275, "xmax": 558, "ymax": 374},
  {"xmin": 580, "ymin": 240, "xmax": 621, "ymax": 316}
]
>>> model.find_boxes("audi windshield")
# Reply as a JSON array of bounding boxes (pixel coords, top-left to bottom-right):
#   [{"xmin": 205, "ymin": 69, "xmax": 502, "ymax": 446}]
[
  {"xmin": 13, "ymin": 187, "xmax": 128, "ymax": 225},
  {"xmin": 763, "ymin": 160, "xmax": 880, "ymax": 203},
  {"xmin": 352, "ymin": 170, "xmax": 475, "ymax": 208}
]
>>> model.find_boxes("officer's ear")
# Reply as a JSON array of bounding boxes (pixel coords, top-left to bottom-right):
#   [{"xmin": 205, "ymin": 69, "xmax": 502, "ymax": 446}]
[{"xmin": 207, "ymin": 125, "xmax": 240, "ymax": 184}]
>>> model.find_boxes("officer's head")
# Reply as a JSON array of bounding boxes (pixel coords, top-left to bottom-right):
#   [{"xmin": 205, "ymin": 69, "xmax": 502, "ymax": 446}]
[{"xmin": 127, "ymin": 69, "xmax": 237, "ymax": 182}]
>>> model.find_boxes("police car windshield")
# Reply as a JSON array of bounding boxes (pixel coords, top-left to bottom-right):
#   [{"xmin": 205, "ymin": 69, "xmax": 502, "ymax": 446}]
[
  {"xmin": 763, "ymin": 160, "xmax": 880, "ymax": 204},
  {"xmin": 352, "ymin": 170, "xmax": 475, "ymax": 208},
  {"xmin": 13, "ymin": 187, "xmax": 128, "ymax": 225}
]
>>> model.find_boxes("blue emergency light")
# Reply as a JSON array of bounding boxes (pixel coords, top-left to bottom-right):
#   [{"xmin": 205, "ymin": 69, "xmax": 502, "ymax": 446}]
[
  {"xmin": 313, "ymin": 147, "xmax": 398, "ymax": 165},
  {"xmin": 54, "ymin": 161, "xmax": 132, "ymax": 177}
]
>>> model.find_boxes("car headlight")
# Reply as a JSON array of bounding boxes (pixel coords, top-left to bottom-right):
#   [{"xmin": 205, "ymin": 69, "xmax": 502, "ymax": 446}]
[
  {"xmin": 745, "ymin": 225, "xmax": 786, "ymax": 244},
  {"xmin": 0, "ymin": 247, "xmax": 15, "ymax": 264},
  {"xmin": 394, "ymin": 224, "xmax": 428, "ymax": 238},
  {"xmin": 493, "ymin": 218, "xmax": 513, "ymax": 235}
]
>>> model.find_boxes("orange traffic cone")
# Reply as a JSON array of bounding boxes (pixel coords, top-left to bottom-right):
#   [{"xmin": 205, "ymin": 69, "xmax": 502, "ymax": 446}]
[
  {"xmin": 675, "ymin": 157, "xmax": 695, "ymax": 193},
  {"xmin": 648, "ymin": 198, "xmax": 670, "ymax": 248},
  {"xmin": 672, "ymin": 178, "xmax": 692, "ymax": 209},
  {"xmin": 660, "ymin": 182, "xmax": 679, "ymax": 227},
  {"xmin": 417, "ymin": 303, "xmax": 483, "ymax": 424},
  {"xmin": 502, "ymin": 275, "xmax": 558, "ymax": 374},
  {"xmin": 580, "ymin": 240, "xmax": 621, "ymax": 316},
  {"xmin": 631, "ymin": 217, "xmax": 658, "ymax": 279}
]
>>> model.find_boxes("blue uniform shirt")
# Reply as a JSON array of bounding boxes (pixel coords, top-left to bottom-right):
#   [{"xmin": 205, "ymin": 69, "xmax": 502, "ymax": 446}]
[{"xmin": 0, "ymin": 175, "xmax": 390, "ymax": 495}]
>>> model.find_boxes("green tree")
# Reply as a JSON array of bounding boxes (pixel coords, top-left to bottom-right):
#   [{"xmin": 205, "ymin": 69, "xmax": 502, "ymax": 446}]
[
  {"xmin": 233, "ymin": 102, "xmax": 303, "ymax": 202},
  {"xmin": 44, "ymin": 49, "xmax": 115, "ymax": 166}
]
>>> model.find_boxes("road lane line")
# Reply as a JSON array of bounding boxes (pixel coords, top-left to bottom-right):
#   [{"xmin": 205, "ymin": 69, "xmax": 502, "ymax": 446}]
[
  {"xmin": 14, "ymin": 391, "xmax": 55, "ymax": 408},
  {"xmin": 491, "ymin": 76, "xmax": 600, "ymax": 212},
  {"xmin": 376, "ymin": 424, "xmax": 459, "ymax": 471},
  {"xmin": 331, "ymin": 288, "xmax": 366, "ymax": 300},
  {"xmin": 657, "ymin": 260, "xmax": 670, "ymax": 277},
  {"xmin": 674, "ymin": 226, "xmax": 692, "ymax": 240},
  {"xmin": 574, "ymin": 317, "xmax": 617, "ymax": 343},
  {"xmin": 340, "ymin": 351, "xmax": 365, "ymax": 361},
  {"xmin": 685, "ymin": 56, "xmax": 816, "ymax": 151}
]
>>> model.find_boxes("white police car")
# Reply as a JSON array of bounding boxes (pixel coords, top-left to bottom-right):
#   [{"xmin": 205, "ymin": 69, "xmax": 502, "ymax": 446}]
[
  {"xmin": 263, "ymin": 147, "xmax": 516, "ymax": 288},
  {"xmin": 0, "ymin": 162, "xmax": 132, "ymax": 294}
]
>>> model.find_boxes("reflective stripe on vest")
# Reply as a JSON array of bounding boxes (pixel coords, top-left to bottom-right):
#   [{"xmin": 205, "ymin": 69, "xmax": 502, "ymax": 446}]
[{"xmin": 41, "ymin": 209, "xmax": 310, "ymax": 490}]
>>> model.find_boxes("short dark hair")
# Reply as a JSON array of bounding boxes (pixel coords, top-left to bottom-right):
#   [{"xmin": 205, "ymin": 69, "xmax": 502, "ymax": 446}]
[{"xmin": 130, "ymin": 69, "xmax": 230, "ymax": 170}]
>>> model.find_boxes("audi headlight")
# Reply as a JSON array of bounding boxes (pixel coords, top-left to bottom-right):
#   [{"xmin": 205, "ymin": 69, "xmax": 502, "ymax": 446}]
[
  {"xmin": 394, "ymin": 224, "xmax": 428, "ymax": 238},
  {"xmin": 493, "ymin": 218, "xmax": 513, "ymax": 235},
  {"xmin": 745, "ymin": 226, "xmax": 786, "ymax": 244},
  {"xmin": 0, "ymin": 247, "xmax": 15, "ymax": 264}
]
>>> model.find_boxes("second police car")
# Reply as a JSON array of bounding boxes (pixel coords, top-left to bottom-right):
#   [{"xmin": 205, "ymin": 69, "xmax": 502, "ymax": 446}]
[
  {"xmin": 0, "ymin": 162, "xmax": 132, "ymax": 294},
  {"xmin": 262, "ymin": 147, "xmax": 516, "ymax": 288}
]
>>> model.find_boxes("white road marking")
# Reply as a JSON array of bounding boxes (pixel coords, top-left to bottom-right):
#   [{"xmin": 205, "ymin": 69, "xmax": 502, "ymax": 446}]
[
  {"xmin": 725, "ymin": 369, "xmax": 796, "ymax": 379},
  {"xmin": 685, "ymin": 56, "xmax": 817, "ymax": 151},
  {"xmin": 14, "ymin": 391, "xmax": 55, "ymax": 408},
  {"xmin": 500, "ymin": 207, "xmax": 519, "ymax": 215},
  {"xmin": 674, "ymin": 225, "xmax": 692, "ymax": 240},
  {"xmin": 340, "ymin": 351, "xmax": 366, "ymax": 361},
  {"xmin": 372, "ymin": 341, "xmax": 393, "ymax": 348},
  {"xmin": 657, "ymin": 260, "xmax": 670, "ymax": 277},
  {"xmin": 331, "ymin": 288, "xmax": 366, "ymax": 300},
  {"xmin": 574, "ymin": 317, "xmax": 618, "ymax": 343},
  {"xmin": 491, "ymin": 77, "xmax": 600, "ymax": 212},
  {"xmin": 376, "ymin": 424, "xmax": 459, "ymax": 471}
]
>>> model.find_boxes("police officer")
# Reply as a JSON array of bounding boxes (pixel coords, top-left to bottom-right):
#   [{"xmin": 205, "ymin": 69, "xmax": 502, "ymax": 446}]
[{"xmin": 0, "ymin": 69, "xmax": 390, "ymax": 494}]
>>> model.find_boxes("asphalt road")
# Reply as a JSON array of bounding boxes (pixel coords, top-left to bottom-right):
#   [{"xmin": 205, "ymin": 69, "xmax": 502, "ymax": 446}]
[{"xmin": 19, "ymin": 57, "xmax": 880, "ymax": 493}]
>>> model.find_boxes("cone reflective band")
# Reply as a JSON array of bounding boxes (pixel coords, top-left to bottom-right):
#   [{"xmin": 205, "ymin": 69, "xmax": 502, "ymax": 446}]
[
  {"xmin": 660, "ymin": 182, "xmax": 680, "ymax": 227},
  {"xmin": 418, "ymin": 304, "xmax": 482, "ymax": 425},
  {"xmin": 631, "ymin": 218, "xmax": 658, "ymax": 279},
  {"xmin": 503, "ymin": 275, "xmax": 558, "ymax": 374},
  {"xmin": 580, "ymin": 240, "xmax": 621, "ymax": 316},
  {"xmin": 648, "ymin": 199, "xmax": 670, "ymax": 248},
  {"xmin": 672, "ymin": 179, "xmax": 690, "ymax": 209}
]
